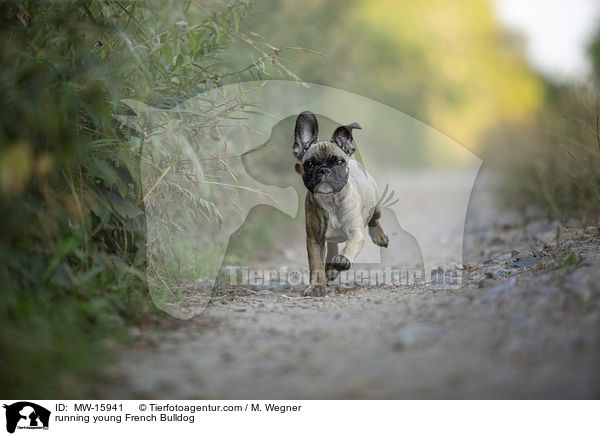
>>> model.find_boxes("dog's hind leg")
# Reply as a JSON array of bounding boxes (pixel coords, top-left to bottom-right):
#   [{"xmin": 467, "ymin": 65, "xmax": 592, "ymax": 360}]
[{"xmin": 368, "ymin": 206, "xmax": 389, "ymax": 247}]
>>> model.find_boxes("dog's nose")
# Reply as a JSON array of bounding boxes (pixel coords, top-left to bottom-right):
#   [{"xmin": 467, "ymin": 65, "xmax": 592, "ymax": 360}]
[{"xmin": 317, "ymin": 167, "xmax": 331, "ymax": 177}]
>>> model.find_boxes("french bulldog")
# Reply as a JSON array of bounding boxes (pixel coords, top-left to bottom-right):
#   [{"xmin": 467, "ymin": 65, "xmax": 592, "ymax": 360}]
[{"xmin": 293, "ymin": 111, "xmax": 389, "ymax": 296}]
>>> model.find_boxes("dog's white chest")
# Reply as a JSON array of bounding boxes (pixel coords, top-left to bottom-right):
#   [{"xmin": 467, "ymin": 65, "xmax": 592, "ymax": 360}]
[
  {"xmin": 312, "ymin": 160, "xmax": 379, "ymax": 244},
  {"xmin": 324, "ymin": 213, "xmax": 347, "ymax": 242},
  {"xmin": 314, "ymin": 192, "xmax": 353, "ymax": 243}
]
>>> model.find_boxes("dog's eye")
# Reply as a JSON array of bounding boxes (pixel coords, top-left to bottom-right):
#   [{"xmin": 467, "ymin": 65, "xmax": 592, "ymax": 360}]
[
  {"xmin": 336, "ymin": 159, "xmax": 345, "ymax": 166},
  {"xmin": 304, "ymin": 160, "xmax": 314, "ymax": 169}
]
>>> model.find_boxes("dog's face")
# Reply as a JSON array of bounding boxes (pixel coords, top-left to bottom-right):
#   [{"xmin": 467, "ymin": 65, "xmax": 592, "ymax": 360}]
[
  {"xmin": 292, "ymin": 111, "xmax": 361, "ymax": 194},
  {"xmin": 299, "ymin": 142, "xmax": 349, "ymax": 194}
]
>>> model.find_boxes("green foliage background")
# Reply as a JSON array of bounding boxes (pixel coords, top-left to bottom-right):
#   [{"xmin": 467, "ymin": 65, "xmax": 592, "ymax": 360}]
[
  {"xmin": 0, "ymin": 0, "xmax": 284, "ymax": 397},
  {"xmin": 234, "ymin": 0, "xmax": 599, "ymax": 221},
  {"xmin": 230, "ymin": 0, "xmax": 543, "ymax": 153}
]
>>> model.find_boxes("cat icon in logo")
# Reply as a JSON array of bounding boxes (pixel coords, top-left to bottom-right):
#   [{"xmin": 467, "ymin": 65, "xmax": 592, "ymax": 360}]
[{"xmin": 3, "ymin": 402, "xmax": 50, "ymax": 433}]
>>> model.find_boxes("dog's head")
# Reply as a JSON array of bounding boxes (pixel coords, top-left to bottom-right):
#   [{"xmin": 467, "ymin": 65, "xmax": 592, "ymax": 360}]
[{"xmin": 292, "ymin": 111, "xmax": 361, "ymax": 194}]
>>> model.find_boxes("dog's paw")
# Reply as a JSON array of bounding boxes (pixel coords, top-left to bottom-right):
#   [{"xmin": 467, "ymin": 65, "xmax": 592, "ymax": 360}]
[
  {"xmin": 326, "ymin": 266, "xmax": 340, "ymax": 283},
  {"xmin": 332, "ymin": 254, "xmax": 351, "ymax": 271},
  {"xmin": 369, "ymin": 225, "xmax": 389, "ymax": 247},
  {"xmin": 303, "ymin": 284, "xmax": 327, "ymax": 297}
]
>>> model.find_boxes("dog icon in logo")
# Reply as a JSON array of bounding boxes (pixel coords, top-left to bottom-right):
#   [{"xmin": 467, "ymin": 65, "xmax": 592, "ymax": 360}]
[{"xmin": 3, "ymin": 402, "xmax": 50, "ymax": 433}]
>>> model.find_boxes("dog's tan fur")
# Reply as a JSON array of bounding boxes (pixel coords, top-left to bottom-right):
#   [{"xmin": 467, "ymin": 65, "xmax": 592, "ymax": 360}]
[{"xmin": 295, "ymin": 139, "xmax": 388, "ymax": 296}]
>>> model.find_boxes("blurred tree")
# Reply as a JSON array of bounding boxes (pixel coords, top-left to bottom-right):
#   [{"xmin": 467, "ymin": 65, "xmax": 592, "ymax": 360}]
[
  {"xmin": 587, "ymin": 23, "xmax": 600, "ymax": 82},
  {"xmin": 230, "ymin": 0, "xmax": 544, "ymax": 153}
]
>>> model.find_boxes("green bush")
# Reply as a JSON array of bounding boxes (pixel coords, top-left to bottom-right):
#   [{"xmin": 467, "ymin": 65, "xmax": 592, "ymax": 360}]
[{"xmin": 0, "ymin": 0, "xmax": 289, "ymax": 398}]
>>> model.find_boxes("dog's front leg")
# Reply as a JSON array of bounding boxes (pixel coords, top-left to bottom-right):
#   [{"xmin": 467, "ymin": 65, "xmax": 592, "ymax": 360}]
[
  {"xmin": 332, "ymin": 226, "xmax": 365, "ymax": 271},
  {"xmin": 305, "ymin": 235, "xmax": 326, "ymax": 296},
  {"xmin": 325, "ymin": 241, "xmax": 340, "ymax": 284},
  {"xmin": 304, "ymin": 196, "xmax": 327, "ymax": 296}
]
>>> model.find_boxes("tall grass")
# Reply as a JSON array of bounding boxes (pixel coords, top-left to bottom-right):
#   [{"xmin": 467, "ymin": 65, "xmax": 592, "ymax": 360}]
[
  {"xmin": 484, "ymin": 83, "xmax": 600, "ymax": 224},
  {"xmin": 0, "ymin": 0, "xmax": 297, "ymax": 397}
]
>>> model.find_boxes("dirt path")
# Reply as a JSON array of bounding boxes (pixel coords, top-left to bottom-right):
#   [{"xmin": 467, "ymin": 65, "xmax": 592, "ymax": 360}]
[{"xmin": 100, "ymin": 172, "xmax": 600, "ymax": 399}]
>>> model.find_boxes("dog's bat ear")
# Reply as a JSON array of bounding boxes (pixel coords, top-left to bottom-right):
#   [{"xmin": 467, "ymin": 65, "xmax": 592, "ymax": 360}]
[
  {"xmin": 332, "ymin": 122, "xmax": 361, "ymax": 155},
  {"xmin": 293, "ymin": 111, "xmax": 319, "ymax": 159}
]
